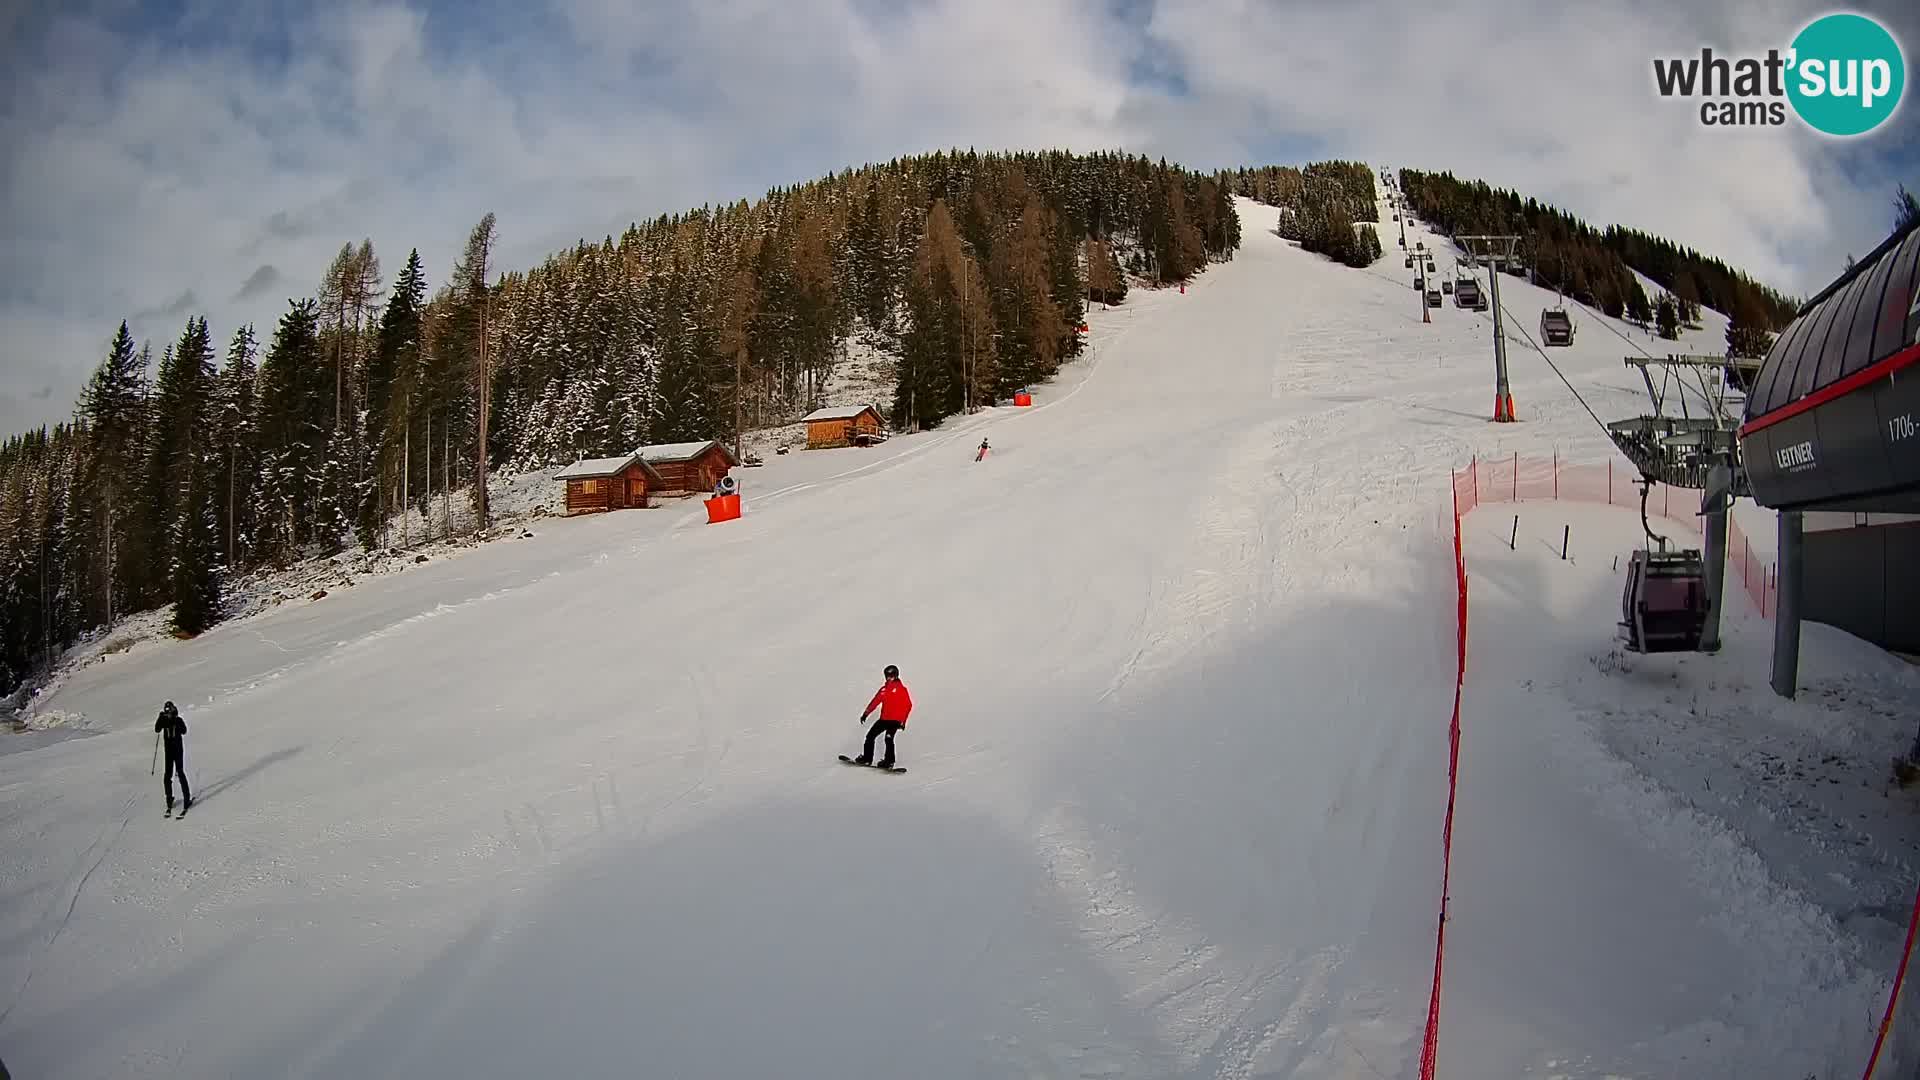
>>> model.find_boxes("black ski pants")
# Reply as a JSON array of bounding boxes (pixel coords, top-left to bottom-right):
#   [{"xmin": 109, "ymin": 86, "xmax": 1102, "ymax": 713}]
[
  {"xmin": 861, "ymin": 720, "xmax": 904, "ymax": 767},
  {"xmin": 162, "ymin": 742, "xmax": 190, "ymax": 806}
]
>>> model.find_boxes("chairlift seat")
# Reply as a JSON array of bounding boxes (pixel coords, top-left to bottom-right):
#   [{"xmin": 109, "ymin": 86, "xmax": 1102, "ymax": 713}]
[{"xmin": 1618, "ymin": 548, "xmax": 1709, "ymax": 653}]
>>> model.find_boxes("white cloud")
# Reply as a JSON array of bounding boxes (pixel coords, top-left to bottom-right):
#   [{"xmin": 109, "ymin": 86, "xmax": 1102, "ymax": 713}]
[{"xmin": 0, "ymin": 0, "xmax": 1913, "ymax": 435}]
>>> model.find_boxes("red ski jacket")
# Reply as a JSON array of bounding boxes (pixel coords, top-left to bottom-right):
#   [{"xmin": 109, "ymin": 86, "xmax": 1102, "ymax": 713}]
[{"xmin": 864, "ymin": 679, "xmax": 914, "ymax": 725}]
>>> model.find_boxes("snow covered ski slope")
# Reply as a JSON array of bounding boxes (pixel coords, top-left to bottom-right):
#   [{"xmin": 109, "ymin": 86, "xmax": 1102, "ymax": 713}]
[{"xmin": 0, "ymin": 189, "xmax": 1893, "ymax": 1078}]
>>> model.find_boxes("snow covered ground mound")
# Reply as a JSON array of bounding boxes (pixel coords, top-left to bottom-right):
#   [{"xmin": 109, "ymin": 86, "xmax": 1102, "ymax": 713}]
[
  {"xmin": 0, "ymin": 188, "xmax": 1905, "ymax": 1079},
  {"xmin": 1446, "ymin": 501, "xmax": 1917, "ymax": 1076}
]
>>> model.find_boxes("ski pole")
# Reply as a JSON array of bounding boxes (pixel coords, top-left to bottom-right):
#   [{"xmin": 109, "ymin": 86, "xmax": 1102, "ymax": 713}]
[{"xmin": 151, "ymin": 732, "xmax": 160, "ymax": 775}]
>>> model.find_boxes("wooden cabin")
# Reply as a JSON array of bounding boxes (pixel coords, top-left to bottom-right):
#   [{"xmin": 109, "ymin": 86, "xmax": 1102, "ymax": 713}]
[
  {"xmin": 638, "ymin": 440, "xmax": 740, "ymax": 495},
  {"xmin": 555, "ymin": 453, "xmax": 665, "ymax": 515},
  {"xmin": 801, "ymin": 404, "xmax": 884, "ymax": 449}
]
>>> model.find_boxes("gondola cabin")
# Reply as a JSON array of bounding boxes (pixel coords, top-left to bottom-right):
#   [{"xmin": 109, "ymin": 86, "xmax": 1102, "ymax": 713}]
[
  {"xmin": 555, "ymin": 453, "xmax": 665, "ymax": 515},
  {"xmin": 1540, "ymin": 307, "xmax": 1575, "ymax": 346},
  {"xmin": 1426, "ymin": 287, "xmax": 1443, "ymax": 308},
  {"xmin": 1455, "ymin": 279, "xmax": 1483, "ymax": 308},
  {"xmin": 801, "ymin": 404, "xmax": 885, "ymax": 449},
  {"xmin": 1618, "ymin": 549, "xmax": 1710, "ymax": 653}
]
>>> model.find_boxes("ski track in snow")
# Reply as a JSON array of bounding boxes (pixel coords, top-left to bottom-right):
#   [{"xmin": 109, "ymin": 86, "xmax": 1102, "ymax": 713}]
[{"xmin": 0, "ymin": 187, "xmax": 1900, "ymax": 1079}]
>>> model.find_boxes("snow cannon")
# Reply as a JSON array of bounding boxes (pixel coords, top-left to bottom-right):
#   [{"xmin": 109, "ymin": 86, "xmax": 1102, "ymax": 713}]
[
  {"xmin": 705, "ymin": 487, "xmax": 741, "ymax": 524},
  {"xmin": 715, "ymin": 474, "xmax": 738, "ymax": 497},
  {"xmin": 1013, "ymin": 390, "xmax": 1032, "ymax": 407}
]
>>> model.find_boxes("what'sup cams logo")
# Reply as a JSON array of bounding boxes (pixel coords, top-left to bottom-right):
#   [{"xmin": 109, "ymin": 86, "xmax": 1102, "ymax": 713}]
[{"xmin": 1653, "ymin": 12, "xmax": 1905, "ymax": 135}]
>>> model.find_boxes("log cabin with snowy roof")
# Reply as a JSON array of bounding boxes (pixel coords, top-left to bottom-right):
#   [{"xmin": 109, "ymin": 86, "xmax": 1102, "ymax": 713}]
[
  {"xmin": 637, "ymin": 440, "xmax": 740, "ymax": 495},
  {"xmin": 555, "ymin": 453, "xmax": 666, "ymax": 515},
  {"xmin": 801, "ymin": 404, "xmax": 885, "ymax": 449}
]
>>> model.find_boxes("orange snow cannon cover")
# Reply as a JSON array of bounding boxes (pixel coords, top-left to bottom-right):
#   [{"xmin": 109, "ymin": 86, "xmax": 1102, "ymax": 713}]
[
  {"xmin": 705, "ymin": 492, "xmax": 741, "ymax": 523},
  {"xmin": 1013, "ymin": 391, "xmax": 1032, "ymax": 407}
]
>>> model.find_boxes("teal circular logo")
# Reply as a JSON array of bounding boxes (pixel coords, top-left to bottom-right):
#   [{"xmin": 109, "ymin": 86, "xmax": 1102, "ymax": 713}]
[{"xmin": 1787, "ymin": 13, "xmax": 1905, "ymax": 136}]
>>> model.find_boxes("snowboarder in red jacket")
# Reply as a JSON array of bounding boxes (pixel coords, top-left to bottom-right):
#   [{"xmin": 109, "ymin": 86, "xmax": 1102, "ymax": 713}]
[{"xmin": 853, "ymin": 665, "xmax": 913, "ymax": 769}]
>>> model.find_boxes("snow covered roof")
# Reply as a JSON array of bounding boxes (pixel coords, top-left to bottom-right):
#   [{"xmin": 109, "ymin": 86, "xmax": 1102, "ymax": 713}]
[
  {"xmin": 801, "ymin": 404, "xmax": 880, "ymax": 423},
  {"xmin": 554, "ymin": 453, "xmax": 662, "ymax": 482},
  {"xmin": 637, "ymin": 440, "xmax": 737, "ymax": 464}
]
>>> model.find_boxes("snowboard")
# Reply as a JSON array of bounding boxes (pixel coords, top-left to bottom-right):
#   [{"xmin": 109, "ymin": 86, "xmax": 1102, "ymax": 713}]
[{"xmin": 839, "ymin": 754, "xmax": 906, "ymax": 774}]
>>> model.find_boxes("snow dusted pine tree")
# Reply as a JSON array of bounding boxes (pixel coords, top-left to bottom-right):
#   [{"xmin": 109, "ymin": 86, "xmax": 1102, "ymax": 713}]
[
  {"xmin": 362, "ymin": 249, "xmax": 426, "ymax": 547},
  {"xmin": 615, "ymin": 264, "xmax": 660, "ymax": 451},
  {"xmin": 155, "ymin": 318, "xmax": 222, "ymax": 635},
  {"xmin": 214, "ymin": 324, "xmax": 259, "ymax": 569},
  {"xmin": 254, "ymin": 301, "xmax": 328, "ymax": 563},
  {"xmin": 562, "ymin": 245, "xmax": 614, "ymax": 456},
  {"xmin": 170, "ymin": 474, "xmax": 222, "ymax": 637},
  {"xmin": 76, "ymin": 322, "xmax": 151, "ymax": 623}
]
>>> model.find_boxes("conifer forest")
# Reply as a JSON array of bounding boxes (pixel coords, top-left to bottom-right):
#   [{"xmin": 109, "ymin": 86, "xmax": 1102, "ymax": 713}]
[{"xmin": 0, "ymin": 150, "xmax": 1249, "ymax": 693}]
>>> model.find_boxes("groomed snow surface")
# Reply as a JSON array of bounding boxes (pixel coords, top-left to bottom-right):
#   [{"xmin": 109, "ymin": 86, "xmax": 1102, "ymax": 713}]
[{"xmin": 1, "ymin": 190, "xmax": 1913, "ymax": 1079}]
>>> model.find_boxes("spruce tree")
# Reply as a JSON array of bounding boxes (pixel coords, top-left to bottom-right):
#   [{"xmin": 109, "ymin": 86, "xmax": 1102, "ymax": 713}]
[
  {"xmin": 214, "ymin": 325, "xmax": 259, "ymax": 569},
  {"xmin": 1047, "ymin": 202, "xmax": 1087, "ymax": 360},
  {"xmin": 1655, "ymin": 295, "xmax": 1681, "ymax": 339},
  {"xmin": 362, "ymin": 250, "xmax": 427, "ymax": 546},
  {"xmin": 1626, "ymin": 279, "xmax": 1653, "ymax": 327},
  {"xmin": 254, "ymin": 300, "xmax": 327, "ymax": 561},
  {"xmin": 143, "ymin": 318, "xmax": 216, "ymax": 603},
  {"xmin": 77, "ymin": 322, "xmax": 150, "ymax": 623},
  {"xmin": 170, "ymin": 481, "xmax": 222, "ymax": 636},
  {"xmin": 1726, "ymin": 290, "xmax": 1776, "ymax": 359},
  {"xmin": 448, "ymin": 213, "xmax": 497, "ymax": 526},
  {"xmin": 787, "ymin": 209, "xmax": 844, "ymax": 410}
]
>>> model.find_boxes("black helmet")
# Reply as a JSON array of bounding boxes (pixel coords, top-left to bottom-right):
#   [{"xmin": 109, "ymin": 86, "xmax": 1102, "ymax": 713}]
[
  {"xmin": 883, "ymin": 664, "xmax": 899, "ymax": 680},
  {"xmin": 163, "ymin": 701, "xmax": 176, "ymax": 712}
]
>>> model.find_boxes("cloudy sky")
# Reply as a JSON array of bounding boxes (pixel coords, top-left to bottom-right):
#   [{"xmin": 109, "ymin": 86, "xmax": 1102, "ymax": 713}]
[{"xmin": 2, "ymin": 0, "xmax": 1915, "ymax": 435}]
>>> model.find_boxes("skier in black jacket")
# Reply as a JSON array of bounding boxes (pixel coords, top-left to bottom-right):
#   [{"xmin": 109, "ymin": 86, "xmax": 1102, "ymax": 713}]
[{"xmin": 155, "ymin": 701, "xmax": 191, "ymax": 814}]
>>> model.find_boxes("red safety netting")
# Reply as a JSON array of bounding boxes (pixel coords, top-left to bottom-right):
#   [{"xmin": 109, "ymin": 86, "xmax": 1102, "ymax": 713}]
[
  {"xmin": 1420, "ymin": 481, "xmax": 1468, "ymax": 1080},
  {"xmin": 1451, "ymin": 452, "xmax": 1779, "ymax": 618},
  {"xmin": 1727, "ymin": 514, "xmax": 1779, "ymax": 620}
]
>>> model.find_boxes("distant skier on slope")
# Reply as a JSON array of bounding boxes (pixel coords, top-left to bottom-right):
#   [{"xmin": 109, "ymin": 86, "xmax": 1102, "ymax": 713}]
[
  {"xmin": 850, "ymin": 665, "xmax": 913, "ymax": 770},
  {"xmin": 155, "ymin": 701, "xmax": 192, "ymax": 816},
  {"xmin": 975, "ymin": 438, "xmax": 990, "ymax": 462}
]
